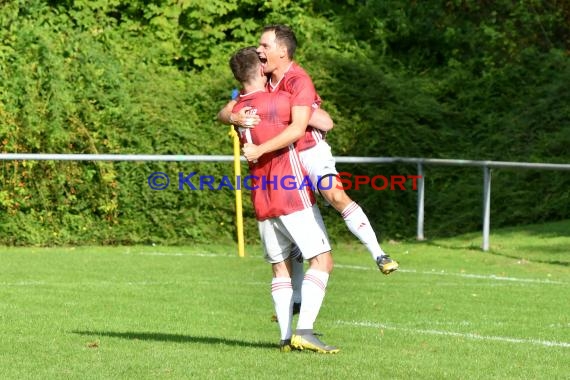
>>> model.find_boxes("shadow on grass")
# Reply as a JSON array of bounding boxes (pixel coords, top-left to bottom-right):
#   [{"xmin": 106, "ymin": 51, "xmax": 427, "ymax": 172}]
[
  {"xmin": 418, "ymin": 238, "xmax": 570, "ymax": 267},
  {"xmin": 72, "ymin": 330, "xmax": 276, "ymax": 349},
  {"xmin": 487, "ymin": 250, "xmax": 569, "ymax": 267}
]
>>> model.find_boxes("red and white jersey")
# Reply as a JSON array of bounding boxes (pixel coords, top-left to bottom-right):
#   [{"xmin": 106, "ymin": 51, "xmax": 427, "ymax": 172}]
[
  {"xmin": 267, "ymin": 62, "xmax": 326, "ymax": 152},
  {"xmin": 232, "ymin": 89, "xmax": 315, "ymax": 221}
]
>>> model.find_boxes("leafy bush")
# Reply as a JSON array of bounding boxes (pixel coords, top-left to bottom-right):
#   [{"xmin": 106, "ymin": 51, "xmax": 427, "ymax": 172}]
[{"xmin": 1, "ymin": 0, "xmax": 569, "ymax": 245}]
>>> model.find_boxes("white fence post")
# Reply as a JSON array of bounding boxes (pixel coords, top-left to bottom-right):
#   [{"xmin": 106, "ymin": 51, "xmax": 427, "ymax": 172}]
[
  {"xmin": 417, "ymin": 162, "xmax": 425, "ymax": 240},
  {"xmin": 482, "ymin": 166, "xmax": 492, "ymax": 251}
]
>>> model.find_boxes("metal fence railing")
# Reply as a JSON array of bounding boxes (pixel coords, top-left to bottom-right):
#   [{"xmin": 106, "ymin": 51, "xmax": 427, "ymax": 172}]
[
  {"xmin": 2, "ymin": 153, "xmax": 570, "ymax": 252},
  {"xmin": 334, "ymin": 157, "xmax": 570, "ymax": 251}
]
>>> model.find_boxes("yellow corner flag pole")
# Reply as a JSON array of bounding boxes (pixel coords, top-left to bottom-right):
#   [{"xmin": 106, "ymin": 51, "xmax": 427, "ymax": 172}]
[{"xmin": 229, "ymin": 125, "xmax": 245, "ymax": 257}]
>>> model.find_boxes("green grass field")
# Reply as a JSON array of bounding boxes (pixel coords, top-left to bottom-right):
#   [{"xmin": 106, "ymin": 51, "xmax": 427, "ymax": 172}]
[{"xmin": 1, "ymin": 221, "xmax": 569, "ymax": 379}]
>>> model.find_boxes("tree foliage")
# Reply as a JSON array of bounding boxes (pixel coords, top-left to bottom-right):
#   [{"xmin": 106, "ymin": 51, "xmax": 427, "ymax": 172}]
[{"xmin": 1, "ymin": 0, "xmax": 569, "ymax": 245}]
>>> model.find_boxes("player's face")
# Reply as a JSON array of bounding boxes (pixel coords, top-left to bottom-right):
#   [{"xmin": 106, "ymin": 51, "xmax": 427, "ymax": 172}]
[{"xmin": 257, "ymin": 30, "xmax": 284, "ymax": 74}]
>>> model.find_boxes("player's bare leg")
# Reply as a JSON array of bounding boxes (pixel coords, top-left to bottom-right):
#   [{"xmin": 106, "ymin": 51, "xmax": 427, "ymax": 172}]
[{"xmin": 319, "ymin": 175, "xmax": 399, "ymax": 275}]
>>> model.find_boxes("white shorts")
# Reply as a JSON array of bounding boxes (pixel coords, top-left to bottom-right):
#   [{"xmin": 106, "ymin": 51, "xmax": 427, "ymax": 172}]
[
  {"xmin": 299, "ymin": 140, "xmax": 338, "ymax": 191},
  {"xmin": 258, "ymin": 204, "xmax": 331, "ymax": 264}
]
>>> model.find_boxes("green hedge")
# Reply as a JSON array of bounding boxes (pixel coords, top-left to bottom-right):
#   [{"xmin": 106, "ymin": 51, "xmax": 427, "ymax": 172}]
[{"xmin": 1, "ymin": 0, "xmax": 569, "ymax": 245}]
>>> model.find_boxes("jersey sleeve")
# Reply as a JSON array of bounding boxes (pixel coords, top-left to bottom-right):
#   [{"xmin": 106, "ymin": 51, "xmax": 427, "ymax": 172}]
[{"xmin": 288, "ymin": 74, "xmax": 317, "ymax": 108}]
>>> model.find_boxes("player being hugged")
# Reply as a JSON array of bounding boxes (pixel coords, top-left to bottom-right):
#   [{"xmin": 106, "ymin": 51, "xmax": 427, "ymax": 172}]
[{"xmin": 230, "ymin": 46, "xmax": 339, "ymax": 354}]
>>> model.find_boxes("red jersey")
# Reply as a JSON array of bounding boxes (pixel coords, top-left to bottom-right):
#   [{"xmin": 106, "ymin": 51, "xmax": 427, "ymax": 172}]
[
  {"xmin": 232, "ymin": 89, "xmax": 315, "ymax": 221},
  {"xmin": 267, "ymin": 62, "xmax": 326, "ymax": 152}
]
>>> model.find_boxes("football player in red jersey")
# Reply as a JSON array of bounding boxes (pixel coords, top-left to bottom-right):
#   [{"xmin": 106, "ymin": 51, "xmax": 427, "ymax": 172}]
[
  {"xmin": 218, "ymin": 25, "xmax": 399, "ymax": 276},
  {"xmin": 230, "ymin": 47, "xmax": 339, "ymax": 353}
]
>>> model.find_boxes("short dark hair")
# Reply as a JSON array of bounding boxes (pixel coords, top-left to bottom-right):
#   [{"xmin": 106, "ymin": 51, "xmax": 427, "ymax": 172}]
[
  {"xmin": 262, "ymin": 24, "xmax": 297, "ymax": 59},
  {"xmin": 229, "ymin": 46, "xmax": 260, "ymax": 84}
]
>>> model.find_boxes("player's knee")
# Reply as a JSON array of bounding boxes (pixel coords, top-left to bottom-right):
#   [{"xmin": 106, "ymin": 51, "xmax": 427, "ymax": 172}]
[
  {"xmin": 272, "ymin": 261, "xmax": 291, "ymax": 278},
  {"xmin": 325, "ymin": 260, "xmax": 334, "ymax": 274},
  {"xmin": 309, "ymin": 252, "xmax": 334, "ymax": 274},
  {"xmin": 321, "ymin": 186, "xmax": 351, "ymax": 210},
  {"xmin": 322, "ymin": 253, "xmax": 334, "ymax": 273}
]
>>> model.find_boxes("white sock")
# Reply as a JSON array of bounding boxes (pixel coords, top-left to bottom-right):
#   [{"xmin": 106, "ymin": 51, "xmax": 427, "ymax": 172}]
[
  {"xmin": 271, "ymin": 278, "xmax": 293, "ymax": 340},
  {"xmin": 341, "ymin": 202, "xmax": 385, "ymax": 260},
  {"xmin": 290, "ymin": 246, "xmax": 304, "ymax": 304},
  {"xmin": 296, "ymin": 269, "xmax": 329, "ymax": 331}
]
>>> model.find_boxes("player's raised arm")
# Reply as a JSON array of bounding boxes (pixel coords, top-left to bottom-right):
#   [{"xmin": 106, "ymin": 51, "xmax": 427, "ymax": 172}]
[
  {"xmin": 310, "ymin": 108, "xmax": 333, "ymax": 132},
  {"xmin": 217, "ymin": 99, "xmax": 237, "ymax": 124},
  {"xmin": 242, "ymin": 105, "xmax": 311, "ymax": 162}
]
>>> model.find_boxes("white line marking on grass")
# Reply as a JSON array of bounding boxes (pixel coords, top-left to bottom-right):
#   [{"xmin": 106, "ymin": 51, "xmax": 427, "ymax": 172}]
[
  {"xmin": 337, "ymin": 320, "xmax": 570, "ymax": 348},
  {"xmin": 334, "ymin": 264, "xmax": 568, "ymax": 285},
  {"xmin": 121, "ymin": 253, "xmax": 566, "ymax": 285},
  {"xmin": 125, "ymin": 252, "xmax": 233, "ymax": 258},
  {"xmin": 0, "ymin": 281, "xmax": 46, "ymax": 286}
]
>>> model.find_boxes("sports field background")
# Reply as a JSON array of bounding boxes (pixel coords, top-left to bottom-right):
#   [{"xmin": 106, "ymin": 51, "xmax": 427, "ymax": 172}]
[{"xmin": 1, "ymin": 220, "xmax": 568, "ymax": 379}]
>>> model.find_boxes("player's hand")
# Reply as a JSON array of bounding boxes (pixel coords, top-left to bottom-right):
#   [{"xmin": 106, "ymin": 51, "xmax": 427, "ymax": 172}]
[
  {"xmin": 232, "ymin": 107, "xmax": 260, "ymax": 128},
  {"xmin": 242, "ymin": 143, "xmax": 263, "ymax": 162}
]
